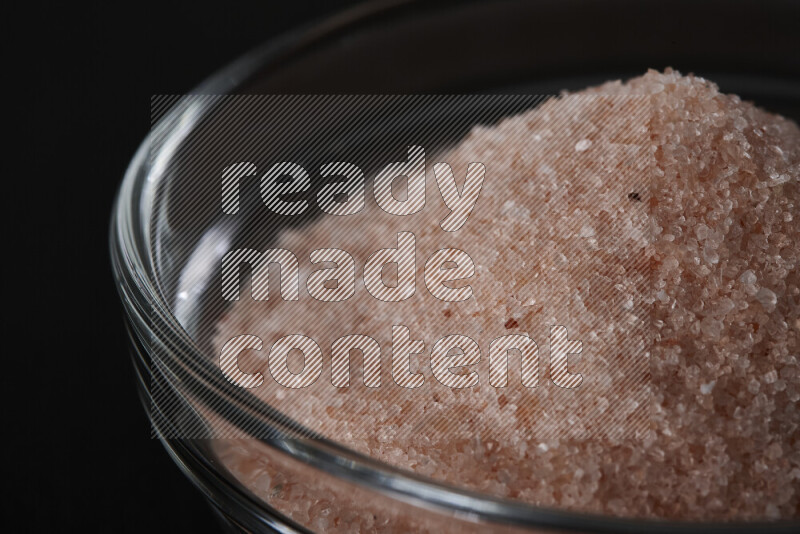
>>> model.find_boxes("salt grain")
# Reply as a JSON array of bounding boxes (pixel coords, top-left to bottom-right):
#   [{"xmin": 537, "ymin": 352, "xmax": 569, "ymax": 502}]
[
  {"xmin": 739, "ymin": 270, "xmax": 757, "ymax": 285},
  {"xmin": 756, "ymin": 287, "xmax": 777, "ymax": 311},
  {"xmin": 700, "ymin": 381, "xmax": 715, "ymax": 395}
]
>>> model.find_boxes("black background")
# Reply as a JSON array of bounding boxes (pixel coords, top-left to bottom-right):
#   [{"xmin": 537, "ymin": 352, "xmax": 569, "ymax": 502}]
[{"xmin": 8, "ymin": 1, "xmax": 357, "ymax": 532}]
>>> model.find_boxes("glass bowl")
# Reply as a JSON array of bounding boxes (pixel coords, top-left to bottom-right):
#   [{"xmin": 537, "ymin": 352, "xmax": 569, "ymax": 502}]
[{"xmin": 111, "ymin": 0, "xmax": 799, "ymax": 532}]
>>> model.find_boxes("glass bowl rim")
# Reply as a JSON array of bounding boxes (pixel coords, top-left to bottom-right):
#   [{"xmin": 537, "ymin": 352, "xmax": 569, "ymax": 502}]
[{"xmin": 110, "ymin": 0, "xmax": 799, "ymax": 531}]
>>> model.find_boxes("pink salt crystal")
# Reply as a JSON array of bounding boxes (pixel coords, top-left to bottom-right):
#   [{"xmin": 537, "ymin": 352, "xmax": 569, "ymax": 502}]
[
  {"xmin": 748, "ymin": 377, "xmax": 761, "ymax": 394},
  {"xmin": 700, "ymin": 316, "xmax": 723, "ymax": 339},
  {"xmin": 763, "ymin": 370, "xmax": 778, "ymax": 384},
  {"xmin": 575, "ymin": 139, "xmax": 592, "ymax": 151},
  {"xmin": 756, "ymin": 287, "xmax": 778, "ymax": 311},
  {"xmin": 765, "ymin": 442, "xmax": 782, "ymax": 460},
  {"xmin": 213, "ymin": 69, "xmax": 800, "ymax": 528},
  {"xmin": 713, "ymin": 297, "xmax": 735, "ymax": 317},
  {"xmin": 739, "ymin": 269, "xmax": 757, "ymax": 285}
]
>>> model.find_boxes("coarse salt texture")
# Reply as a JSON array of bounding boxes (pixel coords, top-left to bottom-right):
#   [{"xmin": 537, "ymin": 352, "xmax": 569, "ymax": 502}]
[{"xmin": 212, "ymin": 70, "xmax": 799, "ymax": 530}]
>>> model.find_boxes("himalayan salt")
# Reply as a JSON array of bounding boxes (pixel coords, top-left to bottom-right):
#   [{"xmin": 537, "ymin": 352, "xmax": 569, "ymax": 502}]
[
  {"xmin": 756, "ymin": 287, "xmax": 778, "ymax": 311},
  {"xmin": 212, "ymin": 70, "xmax": 799, "ymax": 530}
]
